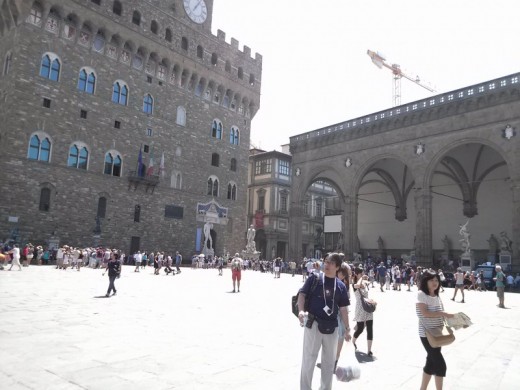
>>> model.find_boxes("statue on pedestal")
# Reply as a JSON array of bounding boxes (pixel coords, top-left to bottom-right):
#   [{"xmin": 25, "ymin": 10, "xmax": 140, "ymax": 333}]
[
  {"xmin": 458, "ymin": 220, "xmax": 471, "ymax": 256},
  {"xmin": 487, "ymin": 234, "xmax": 499, "ymax": 255},
  {"xmin": 246, "ymin": 224, "xmax": 256, "ymax": 253},
  {"xmin": 499, "ymin": 231, "xmax": 512, "ymax": 252},
  {"xmin": 441, "ymin": 235, "xmax": 450, "ymax": 257},
  {"xmin": 203, "ymin": 222, "xmax": 213, "ymax": 250}
]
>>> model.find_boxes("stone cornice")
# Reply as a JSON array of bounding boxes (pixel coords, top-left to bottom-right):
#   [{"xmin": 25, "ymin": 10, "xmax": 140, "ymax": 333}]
[{"xmin": 290, "ymin": 73, "xmax": 520, "ymax": 154}]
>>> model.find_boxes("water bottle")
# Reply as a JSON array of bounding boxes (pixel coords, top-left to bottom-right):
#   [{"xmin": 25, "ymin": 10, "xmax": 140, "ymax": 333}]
[{"xmin": 335, "ymin": 365, "xmax": 360, "ymax": 382}]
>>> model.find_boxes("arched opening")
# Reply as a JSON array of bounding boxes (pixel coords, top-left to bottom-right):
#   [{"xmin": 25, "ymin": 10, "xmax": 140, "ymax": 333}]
[
  {"xmin": 429, "ymin": 142, "xmax": 510, "ymax": 270},
  {"xmin": 356, "ymin": 157, "xmax": 415, "ymax": 262}
]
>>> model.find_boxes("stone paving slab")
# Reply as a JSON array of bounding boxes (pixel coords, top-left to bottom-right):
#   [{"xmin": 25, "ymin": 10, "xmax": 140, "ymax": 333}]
[{"xmin": 1, "ymin": 266, "xmax": 519, "ymax": 389}]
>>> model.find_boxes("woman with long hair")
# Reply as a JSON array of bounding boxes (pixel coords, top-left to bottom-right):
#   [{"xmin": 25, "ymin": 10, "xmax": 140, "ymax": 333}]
[
  {"xmin": 416, "ymin": 269, "xmax": 454, "ymax": 390},
  {"xmin": 352, "ymin": 266, "xmax": 374, "ymax": 356}
]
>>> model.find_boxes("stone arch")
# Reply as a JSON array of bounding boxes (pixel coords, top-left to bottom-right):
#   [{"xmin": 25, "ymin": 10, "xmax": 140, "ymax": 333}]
[{"xmin": 292, "ymin": 165, "xmax": 346, "ymax": 204}]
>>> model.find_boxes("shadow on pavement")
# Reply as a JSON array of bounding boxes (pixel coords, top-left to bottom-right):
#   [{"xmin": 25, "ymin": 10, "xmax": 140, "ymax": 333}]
[
  {"xmin": 355, "ymin": 351, "xmax": 375, "ymax": 363},
  {"xmin": 93, "ymin": 295, "xmax": 110, "ymax": 298}
]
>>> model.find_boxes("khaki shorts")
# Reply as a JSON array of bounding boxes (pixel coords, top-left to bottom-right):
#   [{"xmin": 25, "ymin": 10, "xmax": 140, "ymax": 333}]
[{"xmin": 496, "ymin": 287, "xmax": 505, "ymax": 299}]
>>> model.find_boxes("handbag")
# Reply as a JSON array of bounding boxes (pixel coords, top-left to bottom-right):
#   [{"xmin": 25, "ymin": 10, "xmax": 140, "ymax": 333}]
[
  {"xmin": 316, "ymin": 317, "xmax": 337, "ymax": 334},
  {"xmin": 421, "ymin": 298, "xmax": 455, "ymax": 348},
  {"xmin": 357, "ymin": 287, "xmax": 377, "ymax": 313},
  {"xmin": 424, "ymin": 320, "xmax": 455, "ymax": 348}
]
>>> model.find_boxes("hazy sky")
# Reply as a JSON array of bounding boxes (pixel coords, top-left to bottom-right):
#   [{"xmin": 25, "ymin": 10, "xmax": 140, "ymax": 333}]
[{"xmin": 211, "ymin": 0, "xmax": 520, "ymax": 152}]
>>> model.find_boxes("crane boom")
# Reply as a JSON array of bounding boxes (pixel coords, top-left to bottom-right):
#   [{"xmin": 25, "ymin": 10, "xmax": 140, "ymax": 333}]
[{"xmin": 367, "ymin": 49, "xmax": 435, "ymax": 106}]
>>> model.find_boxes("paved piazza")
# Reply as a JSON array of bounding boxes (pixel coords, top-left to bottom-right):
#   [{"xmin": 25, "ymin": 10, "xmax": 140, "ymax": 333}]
[{"xmin": 1, "ymin": 266, "xmax": 519, "ymax": 390}]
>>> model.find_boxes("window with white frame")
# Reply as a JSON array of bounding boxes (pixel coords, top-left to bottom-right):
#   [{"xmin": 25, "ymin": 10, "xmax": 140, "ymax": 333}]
[
  {"xmin": 278, "ymin": 160, "xmax": 290, "ymax": 175},
  {"xmin": 255, "ymin": 159, "xmax": 271, "ymax": 175},
  {"xmin": 28, "ymin": 133, "xmax": 51, "ymax": 162},
  {"xmin": 207, "ymin": 175, "xmax": 219, "ymax": 196},
  {"xmin": 78, "ymin": 67, "xmax": 96, "ymax": 94},
  {"xmin": 211, "ymin": 119, "xmax": 223, "ymax": 139},
  {"xmin": 112, "ymin": 80, "xmax": 128, "ymax": 105},
  {"xmin": 67, "ymin": 143, "xmax": 89, "ymax": 170},
  {"xmin": 104, "ymin": 151, "xmax": 122, "ymax": 176},
  {"xmin": 176, "ymin": 106, "xmax": 186, "ymax": 126},
  {"xmin": 40, "ymin": 53, "xmax": 61, "ymax": 81}
]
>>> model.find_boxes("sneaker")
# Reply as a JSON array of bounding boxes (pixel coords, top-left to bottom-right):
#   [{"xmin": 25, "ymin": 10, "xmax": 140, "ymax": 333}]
[
  {"xmin": 232, "ymin": 289, "xmax": 235, "ymax": 293},
  {"xmin": 368, "ymin": 351, "xmax": 373, "ymax": 357},
  {"xmin": 105, "ymin": 293, "xmax": 110, "ymax": 297}
]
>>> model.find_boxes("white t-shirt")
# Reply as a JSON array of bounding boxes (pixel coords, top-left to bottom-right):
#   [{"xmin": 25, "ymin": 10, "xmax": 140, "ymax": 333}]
[
  {"xmin": 11, "ymin": 247, "xmax": 20, "ymax": 260},
  {"xmin": 416, "ymin": 291, "xmax": 443, "ymax": 337}
]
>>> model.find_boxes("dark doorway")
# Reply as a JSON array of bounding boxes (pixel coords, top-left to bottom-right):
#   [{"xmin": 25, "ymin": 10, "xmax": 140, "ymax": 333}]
[
  {"xmin": 276, "ymin": 241, "xmax": 286, "ymax": 259},
  {"xmin": 130, "ymin": 236, "xmax": 140, "ymax": 255},
  {"xmin": 255, "ymin": 229, "xmax": 266, "ymax": 260},
  {"xmin": 210, "ymin": 229, "xmax": 217, "ymax": 253}
]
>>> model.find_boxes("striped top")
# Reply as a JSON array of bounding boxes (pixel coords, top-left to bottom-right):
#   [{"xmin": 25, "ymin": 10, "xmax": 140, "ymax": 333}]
[{"xmin": 416, "ymin": 291, "xmax": 443, "ymax": 337}]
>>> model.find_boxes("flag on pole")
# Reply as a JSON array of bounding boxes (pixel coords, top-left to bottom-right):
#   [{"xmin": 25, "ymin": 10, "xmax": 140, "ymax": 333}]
[
  {"xmin": 146, "ymin": 148, "xmax": 155, "ymax": 176},
  {"xmin": 137, "ymin": 146, "xmax": 143, "ymax": 177},
  {"xmin": 159, "ymin": 152, "xmax": 165, "ymax": 178}
]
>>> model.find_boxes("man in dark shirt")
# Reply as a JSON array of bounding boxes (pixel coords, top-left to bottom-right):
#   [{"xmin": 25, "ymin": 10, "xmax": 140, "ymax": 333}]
[
  {"xmin": 377, "ymin": 262, "xmax": 387, "ymax": 292},
  {"xmin": 104, "ymin": 252, "xmax": 121, "ymax": 297},
  {"xmin": 297, "ymin": 253, "xmax": 351, "ymax": 389}
]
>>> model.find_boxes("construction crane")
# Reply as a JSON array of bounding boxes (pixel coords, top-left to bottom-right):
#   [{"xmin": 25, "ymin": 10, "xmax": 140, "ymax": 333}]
[{"xmin": 367, "ymin": 49, "xmax": 435, "ymax": 107}]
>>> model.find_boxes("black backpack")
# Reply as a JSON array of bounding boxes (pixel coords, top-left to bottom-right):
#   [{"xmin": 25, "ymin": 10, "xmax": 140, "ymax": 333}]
[{"xmin": 291, "ymin": 274, "xmax": 319, "ymax": 317}]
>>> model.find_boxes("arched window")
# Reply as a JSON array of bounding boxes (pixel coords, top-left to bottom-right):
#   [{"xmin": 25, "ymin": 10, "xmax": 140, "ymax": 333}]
[
  {"xmin": 230, "ymin": 158, "xmax": 237, "ymax": 172},
  {"xmin": 112, "ymin": 81, "xmax": 128, "ymax": 105},
  {"xmin": 197, "ymin": 45, "xmax": 203, "ymax": 59},
  {"xmin": 67, "ymin": 144, "xmax": 89, "ymax": 169},
  {"xmin": 207, "ymin": 176, "xmax": 219, "ymax": 196},
  {"xmin": 249, "ymin": 73, "xmax": 255, "ymax": 86},
  {"xmin": 211, "ymin": 53, "xmax": 218, "ymax": 66},
  {"xmin": 238, "ymin": 67, "xmax": 243, "ymax": 80},
  {"xmin": 229, "ymin": 126, "xmax": 240, "ymax": 145},
  {"xmin": 112, "ymin": 1, "xmax": 122, "ymax": 15},
  {"xmin": 211, "ymin": 119, "xmax": 222, "ymax": 139},
  {"xmin": 78, "ymin": 68, "xmax": 96, "ymax": 94},
  {"xmin": 165, "ymin": 28, "xmax": 172, "ymax": 42},
  {"xmin": 227, "ymin": 183, "xmax": 237, "ymax": 200},
  {"xmin": 39, "ymin": 188, "xmax": 51, "ymax": 211},
  {"xmin": 171, "ymin": 171, "xmax": 182, "ymax": 189},
  {"xmin": 181, "ymin": 36, "xmax": 188, "ymax": 50},
  {"xmin": 176, "ymin": 106, "xmax": 186, "ymax": 126},
  {"xmin": 3, "ymin": 51, "xmax": 12, "ymax": 76},
  {"xmin": 151, "ymin": 20, "xmax": 158, "ymax": 34},
  {"xmin": 40, "ymin": 54, "xmax": 61, "ymax": 81},
  {"xmin": 104, "ymin": 152, "xmax": 122, "ymax": 176},
  {"xmin": 132, "ymin": 10, "xmax": 141, "ymax": 25},
  {"xmin": 97, "ymin": 196, "xmax": 107, "ymax": 218},
  {"xmin": 143, "ymin": 94, "xmax": 153, "ymax": 114},
  {"xmin": 211, "ymin": 153, "xmax": 219, "ymax": 167},
  {"xmin": 28, "ymin": 134, "xmax": 51, "ymax": 162}
]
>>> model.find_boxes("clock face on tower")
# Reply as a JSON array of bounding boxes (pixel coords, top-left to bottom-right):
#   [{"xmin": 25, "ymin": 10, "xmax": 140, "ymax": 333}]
[{"xmin": 183, "ymin": 0, "xmax": 208, "ymax": 24}]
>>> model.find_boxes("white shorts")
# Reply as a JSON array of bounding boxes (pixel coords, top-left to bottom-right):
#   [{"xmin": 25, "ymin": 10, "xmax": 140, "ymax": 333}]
[{"xmin": 274, "ymin": 267, "xmax": 280, "ymax": 272}]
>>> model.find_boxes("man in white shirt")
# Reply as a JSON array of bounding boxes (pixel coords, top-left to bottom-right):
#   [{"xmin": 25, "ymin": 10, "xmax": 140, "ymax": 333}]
[
  {"xmin": 8, "ymin": 244, "xmax": 22, "ymax": 271},
  {"xmin": 134, "ymin": 251, "xmax": 142, "ymax": 272}
]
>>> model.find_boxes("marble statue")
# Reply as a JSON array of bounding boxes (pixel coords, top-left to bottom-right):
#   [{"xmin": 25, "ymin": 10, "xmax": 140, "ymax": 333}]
[
  {"xmin": 499, "ymin": 231, "xmax": 512, "ymax": 252},
  {"xmin": 441, "ymin": 235, "xmax": 450, "ymax": 255},
  {"xmin": 203, "ymin": 222, "xmax": 213, "ymax": 250},
  {"xmin": 246, "ymin": 224, "xmax": 256, "ymax": 252},
  {"xmin": 487, "ymin": 234, "xmax": 499, "ymax": 254},
  {"xmin": 458, "ymin": 220, "xmax": 471, "ymax": 255}
]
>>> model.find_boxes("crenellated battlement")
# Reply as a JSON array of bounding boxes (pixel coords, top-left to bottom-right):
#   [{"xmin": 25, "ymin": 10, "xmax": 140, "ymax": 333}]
[{"xmin": 215, "ymin": 29, "xmax": 262, "ymax": 64}]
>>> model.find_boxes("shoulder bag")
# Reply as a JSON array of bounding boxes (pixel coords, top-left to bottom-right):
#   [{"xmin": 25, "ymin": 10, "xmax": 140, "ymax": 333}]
[
  {"xmin": 356, "ymin": 285, "xmax": 377, "ymax": 313},
  {"xmin": 292, "ymin": 274, "xmax": 319, "ymax": 317},
  {"xmin": 421, "ymin": 298, "xmax": 455, "ymax": 348}
]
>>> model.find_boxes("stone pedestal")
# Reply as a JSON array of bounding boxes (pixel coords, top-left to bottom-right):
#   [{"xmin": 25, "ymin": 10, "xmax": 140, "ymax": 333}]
[
  {"xmin": 499, "ymin": 251, "xmax": 512, "ymax": 271},
  {"xmin": 460, "ymin": 253, "xmax": 474, "ymax": 271},
  {"xmin": 241, "ymin": 250, "xmax": 260, "ymax": 261},
  {"xmin": 202, "ymin": 247, "xmax": 214, "ymax": 258}
]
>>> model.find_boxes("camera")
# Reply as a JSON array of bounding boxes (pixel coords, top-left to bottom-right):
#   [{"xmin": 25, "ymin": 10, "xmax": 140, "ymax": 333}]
[{"xmin": 323, "ymin": 305, "xmax": 333, "ymax": 316}]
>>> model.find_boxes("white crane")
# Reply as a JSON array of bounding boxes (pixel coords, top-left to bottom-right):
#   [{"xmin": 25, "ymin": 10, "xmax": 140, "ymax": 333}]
[{"xmin": 367, "ymin": 49, "xmax": 435, "ymax": 107}]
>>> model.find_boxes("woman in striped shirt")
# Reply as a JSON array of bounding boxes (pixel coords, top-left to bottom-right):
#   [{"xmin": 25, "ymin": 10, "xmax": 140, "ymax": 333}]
[{"xmin": 416, "ymin": 270, "xmax": 454, "ymax": 390}]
